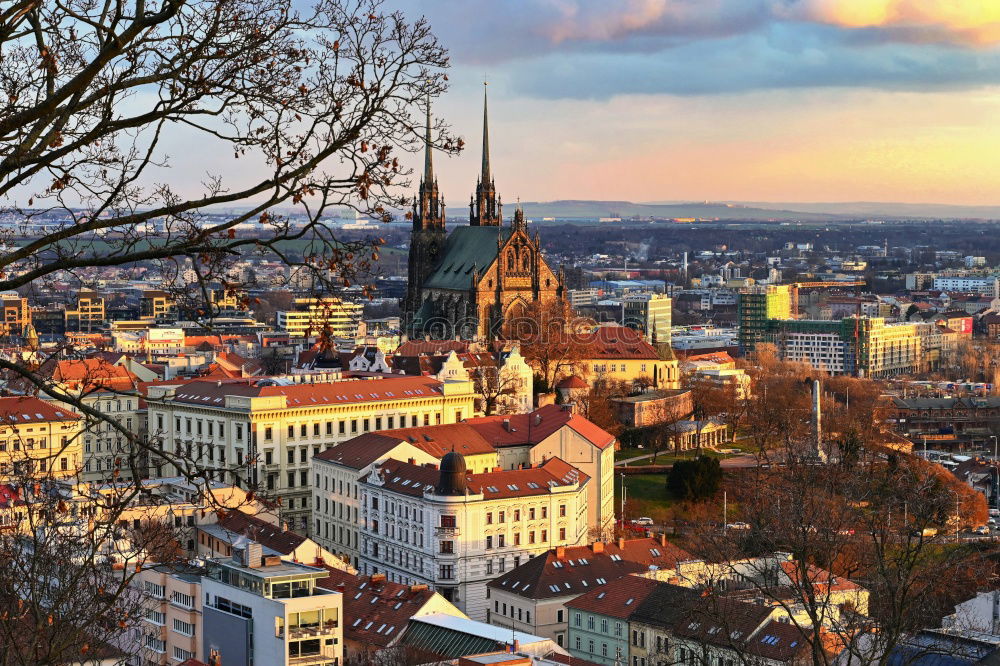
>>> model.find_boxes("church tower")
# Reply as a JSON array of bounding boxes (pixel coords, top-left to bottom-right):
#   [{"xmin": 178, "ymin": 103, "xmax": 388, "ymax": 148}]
[
  {"xmin": 403, "ymin": 96, "xmax": 446, "ymax": 331},
  {"xmin": 470, "ymin": 84, "xmax": 500, "ymax": 226}
]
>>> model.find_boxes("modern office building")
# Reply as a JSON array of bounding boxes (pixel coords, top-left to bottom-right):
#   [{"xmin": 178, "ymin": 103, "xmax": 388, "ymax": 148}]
[
  {"xmin": 622, "ymin": 293, "xmax": 672, "ymax": 344},
  {"xmin": 932, "ymin": 276, "xmax": 999, "ymax": 297},
  {"xmin": 64, "ymin": 289, "xmax": 106, "ymax": 333},
  {"xmin": 277, "ymin": 297, "xmax": 362, "ymax": 338},
  {"xmin": 737, "ymin": 285, "xmax": 792, "ymax": 352},
  {"xmin": 201, "ymin": 541, "xmax": 343, "ymax": 666}
]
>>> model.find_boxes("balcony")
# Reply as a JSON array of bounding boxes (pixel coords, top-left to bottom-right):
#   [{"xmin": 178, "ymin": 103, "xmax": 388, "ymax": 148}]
[
  {"xmin": 286, "ymin": 621, "xmax": 339, "ymax": 639},
  {"xmin": 288, "ymin": 653, "xmax": 338, "ymax": 666},
  {"xmin": 435, "ymin": 526, "xmax": 460, "ymax": 537}
]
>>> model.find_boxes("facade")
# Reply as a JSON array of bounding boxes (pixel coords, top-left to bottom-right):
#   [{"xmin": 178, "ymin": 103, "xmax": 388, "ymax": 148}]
[
  {"xmin": 889, "ymin": 396, "xmax": 1000, "ymax": 451},
  {"xmin": 746, "ymin": 317, "xmax": 955, "ymax": 377},
  {"xmin": 622, "ymin": 294, "xmax": 672, "ymax": 344},
  {"xmin": 277, "ymin": 297, "xmax": 363, "ymax": 338},
  {"xmin": 933, "ymin": 277, "xmax": 999, "ymax": 298},
  {"xmin": 147, "ymin": 375, "xmax": 478, "ymax": 534},
  {"xmin": 486, "ymin": 537, "xmax": 693, "ymax": 647},
  {"xmin": 0, "ymin": 396, "xmax": 83, "ymax": 480},
  {"xmin": 403, "ymin": 90, "xmax": 565, "ymax": 340},
  {"xmin": 134, "ymin": 565, "xmax": 204, "ymax": 664},
  {"xmin": 0, "ymin": 293, "xmax": 31, "ymax": 337},
  {"xmin": 576, "ymin": 326, "xmax": 680, "ymax": 391},
  {"xmin": 141, "ymin": 290, "xmax": 177, "ymax": 321},
  {"xmin": 565, "ymin": 575, "xmax": 659, "ymax": 666},
  {"xmin": 313, "ymin": 426, "xmax": 493, "ymax": 568},
  {"xmin": 65, "ymin": 289, "xmax": 106, "ymax": 333},
  {"xmin": 201, "ymin": 542, "xmax": 343, "ymax": 666},
  {"xmin": 738, "ymin": 285, "xmax": 792, "ymax": 352},
  {"xmin": 358, "ymin": 454, "xmax": 591, "ymax": 620}
]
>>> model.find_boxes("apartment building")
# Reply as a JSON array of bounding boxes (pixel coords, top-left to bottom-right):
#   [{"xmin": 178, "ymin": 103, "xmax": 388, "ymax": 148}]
[
  {"xmin": 277, "ymin": 297, "xmax": 362, "ymax": 338},
  {"xmin": 0, "ymin": 292, "xmax": 31, "ymax": 337},
  {"xmin": 933, "ymin": 277, "xmax": 999, "ymax": 298},
  {"xmin": 313, "ymin": 425, "xmax": 495, "ymax": 568},
  {"xmin": 738, "ymin": 285, "xmax": 792, "ymax": 352},
  {"xmin": 133, "ymin": 564, "xmax": 204, "ymax": 664},
  {"xmin": 622, "ymin": 294, "xmax": 672, "ymax": 344},
  {"xmin": 65, "ymin": 289, "xmax": 106, "ymax": 333},
  {"xmin": 0, "ymin": 396, "xmax": 82, "ymax": 480},
  {"xmin": 140, "ymin": 290, "xmax": 177, "ymax": 321},
  {"xmin": 486, "ymin": 537, "xmax": 693, "ymax": 647},
  {"xmin": 147, "ymin": 374, "xmax": 478, "ymax": 534},
  {"xmin": 358, "ymin": 453, "xmax": 591, "ymax": 621},
  {"xmin": 201, "ymin": 541, "xmax": 343, "ymax": 666}
]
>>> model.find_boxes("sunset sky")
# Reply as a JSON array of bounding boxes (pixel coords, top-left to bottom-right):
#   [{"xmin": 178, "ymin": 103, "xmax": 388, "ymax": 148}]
[{"xmin": 397, "ymin": 0, "xmax": 1000, "ymax": 206}]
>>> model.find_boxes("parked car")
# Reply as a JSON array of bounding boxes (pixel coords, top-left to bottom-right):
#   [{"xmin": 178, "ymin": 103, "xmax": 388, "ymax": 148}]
[
  {"xmin": 974, "ymin": 525, "xmax": 991, "ymax": 535},
  {"xmin": 725, "ymin": 522, "xmax": 751, "ymax": 530},
  {"xmin": 631, "ymin": 517, "xmax": 654, "ymax": 526},
  {"xmin": 910, "ymin": 527, "xmax": 938, "ymax": 538},
  {"xmin": 989, "ymin": 508, "xmax": 999, "ymax": 518}
]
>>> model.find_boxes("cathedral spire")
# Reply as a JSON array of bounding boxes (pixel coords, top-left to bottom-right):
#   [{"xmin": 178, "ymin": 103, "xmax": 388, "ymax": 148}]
[
  {"xmin": 481, "ymin": 82, "xmax": 491, "ymax": 186},
  {"xmin": 423, "ymin": 92, "xmax": 434, "ymax": 185}
]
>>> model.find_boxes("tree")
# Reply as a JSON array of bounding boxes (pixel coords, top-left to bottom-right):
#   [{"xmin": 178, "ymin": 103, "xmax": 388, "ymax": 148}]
[
  {"xmin": 0, "ymin": 0, "xmax": 451, "ymax": 661},
  {"xmin": 474, "ymin": 364, "xmax": 520, "ymax": 416},
  {"xmin": 504, "ymin": 298, "xmax": 595, "ymax": 393},
  {"xmin": 666, "ymin": 455, "xmax": 722, "ymax": 501}
]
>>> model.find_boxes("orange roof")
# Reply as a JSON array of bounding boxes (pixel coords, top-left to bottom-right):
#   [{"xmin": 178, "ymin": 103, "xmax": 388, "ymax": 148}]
[
  {"xmin": 0, "ymin": 396, "xmax": 80, "ymax": 424},
  {"xmin": 466, "ymin": 404, "xmax": 616, "ymax": 450},
  {"xmin": 170, "ymin": 376, "xmax": 446, "ymax": 408},
  {"xmin": 52, "ymin": 359, "xmax": 137, "ymax": 391},
  {"xmin": 555, "ymin": 375, "xmax": 588, "ymax": 389}
]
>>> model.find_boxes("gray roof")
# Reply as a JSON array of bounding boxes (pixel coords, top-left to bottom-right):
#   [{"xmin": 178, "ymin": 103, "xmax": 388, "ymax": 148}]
[{"xmin": 423, "ymin": 226, "xmax": 511, "ymax": 291}]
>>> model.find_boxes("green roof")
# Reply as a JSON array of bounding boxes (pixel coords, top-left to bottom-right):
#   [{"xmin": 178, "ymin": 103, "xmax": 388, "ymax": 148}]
[{"xmin": 423, "ymin": 226, "xmax": 511, "ymax": 291}]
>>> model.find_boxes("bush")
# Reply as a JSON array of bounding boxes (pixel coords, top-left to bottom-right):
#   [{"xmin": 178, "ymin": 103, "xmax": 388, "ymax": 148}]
[{"xmin": 667, "ymin": 456, "xmax": 722, "ymax": 501}]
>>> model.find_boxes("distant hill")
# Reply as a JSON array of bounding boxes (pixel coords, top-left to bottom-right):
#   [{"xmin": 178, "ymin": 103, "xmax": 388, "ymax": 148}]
[
  {"xmin": 649, "ymin": 200, "xmax": 1000, "ymax": 220},
  {"xmin": 485, "ymin": 200, "xmax": 845, "ymax": 222}
]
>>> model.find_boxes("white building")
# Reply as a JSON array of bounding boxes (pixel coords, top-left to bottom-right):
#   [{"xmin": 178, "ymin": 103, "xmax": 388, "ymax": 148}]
[
  {"xmin": 201, "ymin": 540, "xmax": 343, "ymax": 666},
  {"xmin": 358, "ymin": 453, "xmax": 591, "ymax": 621},
  {"xmin": 146, "ymin": 374, "xmax": 478, "ymax": 534},
  {"xmin": 933, "ymin": 277, "xmax": 999, "ymax": 298},
  {"xmin": 277, "ymin": 297, "xmax": 362, "ymax": 338}
]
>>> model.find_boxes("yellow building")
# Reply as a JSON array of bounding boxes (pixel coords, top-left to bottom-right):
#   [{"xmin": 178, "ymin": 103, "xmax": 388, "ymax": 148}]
[
  {"xmin": 575, "ymin": 325, "xmax": 680, "ymax": 390},
  {"xmin": 0, "ymin": 292, "xmax": 31, "ymax": 336},
  {"xmin": 277, "ymin": 297, "xmax": 362, "ymax": 338},
  {"xmin": 147, "ymin": 373, "xmax": 479, "ymax": 534},
  {"xmin": 64, "ymin": 289, "xmax": 106, "ymax": 333},
  {"xmin": 0, "ymin": 396, "xmax": 82, "ymax": 479}
]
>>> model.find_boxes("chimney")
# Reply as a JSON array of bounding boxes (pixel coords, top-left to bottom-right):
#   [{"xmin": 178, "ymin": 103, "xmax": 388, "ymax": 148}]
[
  {"xmin": 592, "ymin": 542, "xmax": 605, "ymax": 554},
  {"xmin": 503, "ymin": 419, "xmax": 511, "ymax": 432},
  {"xmin": 618, "ymin": 537, "xmax": 625, "ymax": 549},
  {"xmin": 555, "ymin": 546, "xmax": 566, "ymax": 559},
  {"xmin": 660, "ymin": 534, "xmax": 668, "ymax": 548},
  {"xmin": 408, "ymin": 458, "xmax": 415, "ymax": 465},
  {"xmin": 208, "ymin": 649, "xmax": 221, "ymax": 666},
  {"xmin": 534, "ymin": 413, "xmax": 542, "ymax": 426}
]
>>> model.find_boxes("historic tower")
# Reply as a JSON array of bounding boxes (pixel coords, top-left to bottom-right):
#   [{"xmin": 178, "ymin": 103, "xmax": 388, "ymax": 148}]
[
  {"xmin": 470, "ymin": 84, "xmax": 501, "ymax": 226},
  {"xmin": 403, "ymin": 97, "xmax": 447, "ymax": 331}
]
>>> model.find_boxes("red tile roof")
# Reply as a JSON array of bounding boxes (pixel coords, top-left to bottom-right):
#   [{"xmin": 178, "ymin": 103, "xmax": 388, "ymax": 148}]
[
  {"xmin": 395, "ymin": 340, "xmax": 471, "ymax": 356},
  {"xmin": 170, "ymin": 376, "xmax": 446, "ymax": 408},
  {"xmin": 580, "ymin": 326, "xmax": 661, "ymax": 360},
  {"xmin": 488, "ymin": 537, "xmax": 693, "ymax": 600},
  {"xmin": 371, "ymin": 456, "xmax": 590, "ymax": 500},
  {"xmin": 214, "ymin": 511, "xmax": 306, "ymax": 555},
  {"xmin": 555, "ymin": 375, "xmax": 588, "ymax": 389},
  {"xmin": 0, "ymin": 396, "xmax": 80, "ymax": 424},
  {"xmin": 565, "ymin": 574, "xmax": 659, "ymax": 618},
  {"xmin": 317, "ymin": 569, "xmax": 439, "ymax": 648},
  {"xmin": 465, "ymin": 405, "xmax": 615, "ymax": 450},
  {"xmin": 314, "ymin": 432, "xmax": 418, "ymax": 470},
  {"xmin": 51, "ymin": 358, "xmax": 137, "ymax": 391}
]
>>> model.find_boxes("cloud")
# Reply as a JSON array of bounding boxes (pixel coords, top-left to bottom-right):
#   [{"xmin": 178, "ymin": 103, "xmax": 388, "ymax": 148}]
[{"xmin": 785, "ymin": 1, "xmax": 1000, "ymax": 46}]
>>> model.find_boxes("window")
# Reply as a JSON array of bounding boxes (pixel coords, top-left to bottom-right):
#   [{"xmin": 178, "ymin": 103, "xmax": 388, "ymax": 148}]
[
  {"xmin": 529, "ymin": 508, "xmax": 535, "ymax": 520},
  {"xmin": 439, "ymin": 565, "xmax": 454, "ymax": 579},
  {"xmin": 497, "ymin": 534, "xmax": 505, "ymax": 547},
  {"xmin": 287, "ymin": 472, "xmax": 295, "ymax": 488},
  {"xmin": 499, "ymin": 511, "xmax": 505, "ymax": 523},
  {"xmin": 300, "ymin": 424, "xmax": 307, "ymax": 437},
  {"xmin": 144, "ymin": 635, "xmax": 165, "ymax": 653},
  {"xmin": 314, "ymin": 423, "xmax": 320, "ymax": 436},
  {"xmin": 265, "ymin": 451, "xmax": 273, "ymax": 465},
  {"xmin": 172, "ymin": 618, "xmax": 195, "ymax": 637},
  {"xmin": 574, "ymin": 613, "xmax": 582, "ymax": 627},
  {"xmin": 173, "ymin": 647, "xmax": 195, "ymax": 661},
  {"xmin": 542, "ymin": 507, "xmax": 548, "ymax": 519},
  {"xmin": 601, "ymin": 619, "xmax": 609, "ymax": 633},
  {"xmin": 287, "ymin": 449, "xmax": 295, "ymax": 464},
  {"xmin": 485, "ymin": 536, "xmax": 493, "ymax": 550},
  {"xmin": 576, "ymin": 637, "xmax": 581, "ymax": 651},
  {"xmin": 486, "ymin": 512, "xmax": 493, "ymax": 525},
  {"xmin": 587, "ymin": 615, "xmax": 595, "ymax": 630},
  {"xmin": 145, "ymin": 608, "xmax": 166, "ymax": 625},
  {"xmin": 144, "ymin": 581, "xmax": 165, "ymax": 598},
  {"xmin": 559, "ymin": 527, "xmax": 566, "ymax": 540},
  {"xmin": 265, "ymin": 427, "xmax": 273, "ymax": 441},
  {"xmin": 486, "ymin": 560, "xmax": 493, "ymax": 575},
  {"xmin": 559, "ymin": 504, "xmax": 566, "ymax": 517}
]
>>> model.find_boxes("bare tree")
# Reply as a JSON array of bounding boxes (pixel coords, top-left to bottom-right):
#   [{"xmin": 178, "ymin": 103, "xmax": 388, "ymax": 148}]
[{"xmin": 0, "ymin": 0, "xmax": 452, "ymax": 660}]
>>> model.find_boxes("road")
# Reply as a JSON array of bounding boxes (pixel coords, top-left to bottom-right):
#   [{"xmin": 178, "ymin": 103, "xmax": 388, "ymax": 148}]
[{"xmin": 615, "ymin": 451, "xmax": 759, "ymax": 469}]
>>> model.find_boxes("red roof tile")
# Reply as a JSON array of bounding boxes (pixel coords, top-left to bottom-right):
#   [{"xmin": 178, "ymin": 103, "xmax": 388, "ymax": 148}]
[
  {"xmin": 465, "ymin": 405, "xmax": 615, "ymax": 450},
  {"xmin": 565, "ymin": 574, "xmax": 659, "ymax": 618},
  {"xmin": 170, "ymin": 376, "xmax": 447, "ymax": 408},
  {"xmin": 317, "ymin": 569, "xmax": 439, "ymax": 648},
  {"xmin": 0, "ymin": 396, "xmax": 80, "ymax": 424},
  {"xmin": 214, "ymin": 511, "xmax": 306, "ymax": 555}
]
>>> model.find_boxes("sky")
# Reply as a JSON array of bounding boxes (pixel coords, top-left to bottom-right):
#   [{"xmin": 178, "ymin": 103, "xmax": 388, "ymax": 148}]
[{"xmin": 393, "ymin": 0, "xmax": 1000, "ymax": 206}]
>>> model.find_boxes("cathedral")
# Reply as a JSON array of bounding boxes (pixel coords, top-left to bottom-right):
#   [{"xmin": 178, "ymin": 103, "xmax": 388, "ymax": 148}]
[{"xmin": 403, "ymin": 87, "xmax": 565, "ymax": 340}]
